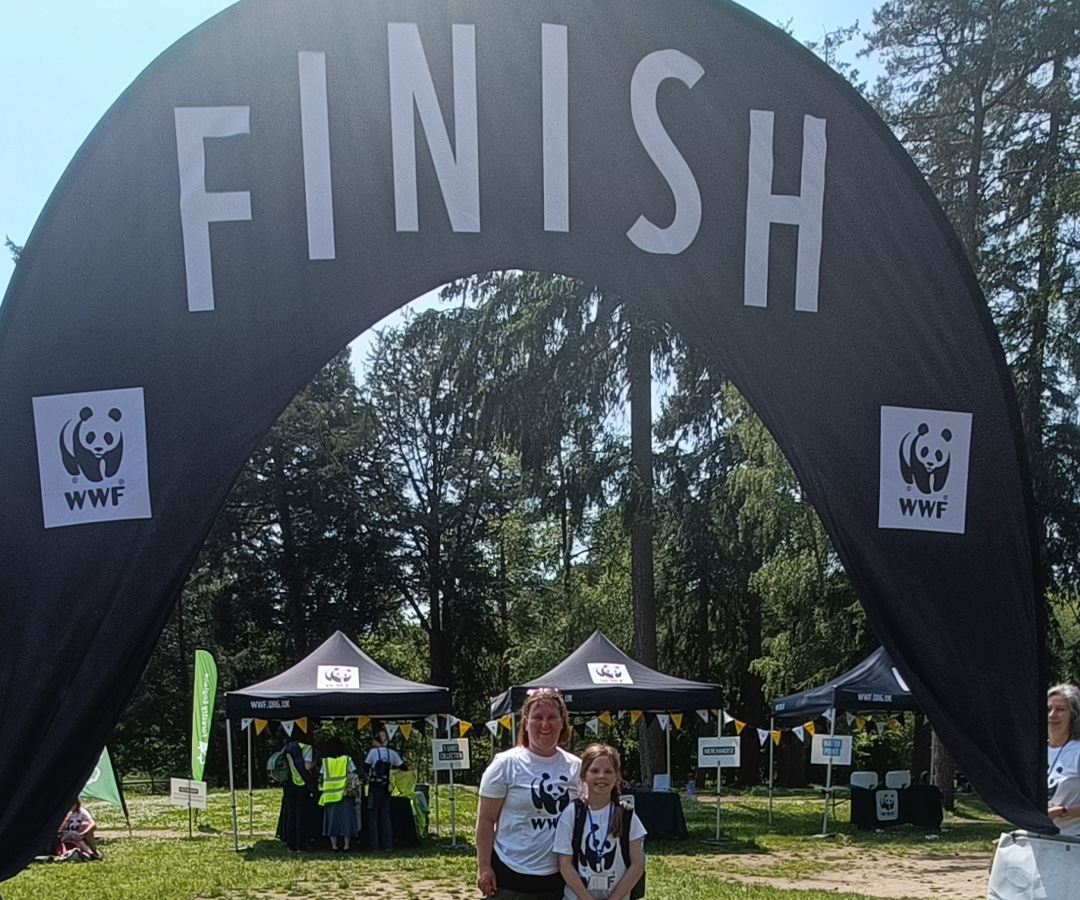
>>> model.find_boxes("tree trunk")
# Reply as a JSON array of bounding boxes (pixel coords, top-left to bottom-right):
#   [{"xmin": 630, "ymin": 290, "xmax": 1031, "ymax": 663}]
[
  {"xmin": 933, "ymin": 731, "xmax": 956, "ymax": 812},
  {"xmin": 738, "ymin": 592, "xmax": 764, "ymax": 786},
  {"xmin": 911, "ymin": 715, "xmax": 932, "ymax": 784},
  {"xmin": 627, "ymin": 313, "xmax": 663, "ymax": 784}
]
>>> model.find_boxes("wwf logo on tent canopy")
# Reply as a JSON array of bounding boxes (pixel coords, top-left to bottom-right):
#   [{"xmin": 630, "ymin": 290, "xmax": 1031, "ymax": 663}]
[
  {"xmin": 317, "ymin": 665, "xmax": 359, "ymax": 689},
  {"xmin": 878, "ymin": 406, "xmax": 971, "ymax": 535},
  {"xmin": 587, "ymin": 663, "xmax": 633, "ymax": 685}
]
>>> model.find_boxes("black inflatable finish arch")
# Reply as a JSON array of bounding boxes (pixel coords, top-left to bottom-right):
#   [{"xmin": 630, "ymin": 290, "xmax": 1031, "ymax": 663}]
[{"xmin": 0, "ymin": 0, "xmax": 1049, "ymax": 874}]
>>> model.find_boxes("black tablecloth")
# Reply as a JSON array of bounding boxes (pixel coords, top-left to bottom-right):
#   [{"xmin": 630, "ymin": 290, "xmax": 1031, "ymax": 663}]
[
  {"xmin": 357, "ymin": 795, "xmax": 420, "ymax": 848},
  {"xmin": 850, "ymin": 785, "xmax": 942, "ymax": 829},
  {"xmin": 628, "ymin": 791, "xmax": 687, "ymax": 839}
]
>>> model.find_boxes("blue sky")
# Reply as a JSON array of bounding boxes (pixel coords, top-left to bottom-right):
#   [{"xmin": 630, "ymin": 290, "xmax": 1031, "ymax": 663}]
[{"xmin": 0, "ymin": 0, "xmax": 879, "ymax": 308}]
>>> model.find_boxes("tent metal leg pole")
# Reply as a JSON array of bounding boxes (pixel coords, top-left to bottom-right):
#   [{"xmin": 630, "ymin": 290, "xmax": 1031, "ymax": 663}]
[
  {"xmin": 818, "ymin": 708, "xmax": 836, "ymax": 837},
  {"xmin": 449, "ymin": 765, "xmax": 457, "ymax": 848},
  {"xmin": 247, "ymin": 725, "xmax": 253, "ymax": 835},
  {"xmin": 227, "ymin": 718, "xmax": 239, "ymax": 852},
  {"xmin": 716, "ymin": 712, "xmax": 722, "ymax": 839},
  {"xmin": 768, "ymin": 715, "xmax": 774, "ymax": 826},
  {"xmin": 666, "ymin": 718, "xmax": 672, "ymax": 780}
]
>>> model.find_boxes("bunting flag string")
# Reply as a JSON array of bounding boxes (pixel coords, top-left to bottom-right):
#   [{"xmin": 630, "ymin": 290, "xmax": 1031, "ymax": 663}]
[
  {"xmin": 386, "ymin": 723, "xmax": 399, "ymax": 741},
  {"xmin": 282, "ymin": 720, "xmax": 294, "ymax": 737},
  {"xmin": 459, "ymin": 720, "xmax": 473, "ymax": 736},
  {"xmin": 671, "ymin": 713, "xmax": 683, "ymax": 730},
  {"xmin": 485, "ymin": 720, "xmax": 499, "ymax": 737},
  {"xmin": 599, "ymin": 712, "xmax": 612, "ymax": 726},
  {"xmin": 400, "ymin": 723, "xmax": 413, "ymax": 740},
  {"xmin": 295, "ymin": 717, "xmax": 308, "ymax": 734},
  {"xmin": 586, "ymin": 718, "xmax": 599, "ymax": 734},
  {"xmin": 630, "ymin": 710, "xmax": 643, "ymax": 725},
  {"xmin": 793, "ymin": 725, "xmax": 805, "ymax": 742},
  {"xmin": 240, "ymin": 718, "xmax": 252, "ymax": 731},
  {"xmin": 697, "ymin": 709, "xmax": 710, "ymax": 723},
  {"xmin": 757, "ymin": 728, "xmax": 769, "ymax": 746},
  {"xmin": 356, "ymin": 715, "xmax": 371, "ymax": 731},
  {"xmin": 657, "ymin": 714, "xmax": 670, "ymax": 732},
  {"xmin": 255, "ymin": 719, "xmax": 268, "ymax": 735}
]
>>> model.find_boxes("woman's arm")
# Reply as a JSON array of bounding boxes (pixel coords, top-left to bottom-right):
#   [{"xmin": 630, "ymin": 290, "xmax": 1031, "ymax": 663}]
[
  {"xmin": 475, "ymin": 795, "xmax": 504, "ymax": 897},
  {"xmin": 607, "ymin": 838, "xmax": 644, "ymax": 900},
  {"xmin": 558, "ymin": 853, "xmax": 594, "ymax": 900}
]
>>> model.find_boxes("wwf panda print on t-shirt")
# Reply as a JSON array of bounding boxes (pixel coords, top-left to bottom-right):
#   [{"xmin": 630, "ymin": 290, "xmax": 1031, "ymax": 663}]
[{"xmin": 530, "ymin": 772, "xmax": 572, "ymax": 827}]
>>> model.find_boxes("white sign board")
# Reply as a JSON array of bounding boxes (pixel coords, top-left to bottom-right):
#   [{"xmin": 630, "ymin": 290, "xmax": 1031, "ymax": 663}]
[
  {"xmin": 316, "ymin": 664, "xmax": 359, "ymax": 689},
  {"xmin": 698, "ymin": 737, "xmax": 741, "ymax": 768},
  {"xmin": 810, "ymin": 734, "xmax": 853, "ymax": 766},
  {"xmin": 432, "ymin": 738, "xmax": 470, "ymax": 771},
  {"xmin": 170, "ymin": 777, "xmax": 207, "ymax": 810},
  {"xmin": 587, "ymin": 662, "xmax": 633, "ymax": 684}
]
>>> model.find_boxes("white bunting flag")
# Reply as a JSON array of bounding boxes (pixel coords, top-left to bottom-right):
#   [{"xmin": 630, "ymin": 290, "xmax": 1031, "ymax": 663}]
[
  {"xmin": 697, "ymin": 709, "xmax": 710, "ymax": 723},
  {"xmin": 757, "ymin": 728, "xmax": 769, "ymax": 746},
  {"xmin": 586, "ymin": 718, "xmax": 599, "ymax": 734},
  {"xmin": 793, "ymin": 725, "xmax": 805, "ymax": 742},
  {"xmin": 875, "ymin": 721, "xmax": 886, "ymax": 736},
  {"xmin": 822, "ymin": 709, "xmax": 835, "ymax": 723},
  {"xmin": 486, "ymin": 720, "xmax": 499, "ymax": 737},
  {"xmin": 845, "ymin": 712, "xmax": 855, "ymax": 726},
  {"xmin": 240, "ymin": 718, "xmax": 252, "ymax": 731},
  {"xmin": 282, "ymin": 720, "xmax": 294, "ymax": 737},
  {"xmin": 447, "ymin": 715, "xmax": 460, "ymax": 729},
  {"xmin": 386, "ymin": 723, "xmax": 399, "ymax": 741},
  {"xmin": 722, "ymin": 711, "xmax": 735, "ymax": 725},
  {"xmin": 657, "ymin": 714, "xmax": 670, "ymax": 732},
  {"xmin": 426, "ymin": 715, "xmax": 439, "ymax": 729}
]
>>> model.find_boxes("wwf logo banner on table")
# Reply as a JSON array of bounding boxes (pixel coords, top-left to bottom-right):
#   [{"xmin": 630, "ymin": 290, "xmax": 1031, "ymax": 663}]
[{"xmin": 0, "ymin": 0, "xmax": 1048, "ymax": 876}]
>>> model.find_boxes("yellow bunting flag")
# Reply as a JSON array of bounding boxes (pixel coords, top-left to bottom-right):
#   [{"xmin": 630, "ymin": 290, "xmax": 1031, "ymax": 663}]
[
  {"xmin": 771, "ymin": 730, "xmax": 782, "ymax": 746},
  {"xmin": 630, "ymin": 710, "xmax": 643, "ymax": 725},
  {"xmin": 599, "ymin": 712, "xmax": 613, "ymax": 726},
  {"xmin": 295, "ymin": 717, "xmax": 308, "ymax": 734},
  {"xmin": 459, "ymin": 720, "xmax": 473, "ymax": 736},
  {"xmin": 400, "ymin": 723, "xmax": 413, "ymax": 740},
  {"xmin": 499, "ymin": 715, "xmax": 512, "ymax": 731},
  {"xmin": 804, "ymin": 721, "xmax": 815, "ymax": 737},
  {"xmin": 356, "ymin": 715, "xmax": 371, "ymax": 731},
  {"xmin": 854, "ymin": 717, "xmax": 866, "ymax": 732},
  {"xmin": 887, "ymin": 718, "xmax": 899, "ymax": 733},
  {"xmin": 734, "ymin": 720, "xmax": 746, "ymax": 735},
  {"xmin": 671, "ymin": 713, "xmax": 683, "ymax": 730},
  {"xmin": 255, "ymin": 719, "xmax": 268, "ymax": 735}
]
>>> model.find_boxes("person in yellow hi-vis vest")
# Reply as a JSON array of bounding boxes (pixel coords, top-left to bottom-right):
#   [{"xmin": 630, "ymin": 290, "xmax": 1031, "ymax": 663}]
[{"xmin": 320, "ymin": 737, "xmax": 359, "ymax": 850}]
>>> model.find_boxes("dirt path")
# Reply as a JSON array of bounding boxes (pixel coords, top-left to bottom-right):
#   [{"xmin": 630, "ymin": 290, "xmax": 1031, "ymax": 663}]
[{"xmin": 690, "ymin": 845, "xmax": 992, "ymax": 899}]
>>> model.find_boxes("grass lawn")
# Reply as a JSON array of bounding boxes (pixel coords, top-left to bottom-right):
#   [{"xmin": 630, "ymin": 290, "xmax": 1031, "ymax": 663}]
[{"xmin": 0, "ymin": 787, "xmax": 1005, "ymax": 900}]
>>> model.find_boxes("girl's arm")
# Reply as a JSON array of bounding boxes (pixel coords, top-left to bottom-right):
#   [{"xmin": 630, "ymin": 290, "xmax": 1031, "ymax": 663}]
[
  {"xmin": 607, "ymin": 838, "xmax": 644, "ymax": 900},
  {"xmin": 558, "ymin": 853, "xmax": 595, "ymax": 900}
]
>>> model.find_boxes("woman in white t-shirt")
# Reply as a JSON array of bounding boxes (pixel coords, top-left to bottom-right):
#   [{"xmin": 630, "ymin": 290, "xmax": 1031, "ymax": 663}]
[
  {"xmin": 554, "ymin": 744, "xmax": 645, "ymax": 900},
  {"xmin": 477, "ymin": 689, "xmax": 581, "ymax": 899},
  {"xmin": 1048, "ymin": 683, "xmax": 1080, "ymax": 837}
]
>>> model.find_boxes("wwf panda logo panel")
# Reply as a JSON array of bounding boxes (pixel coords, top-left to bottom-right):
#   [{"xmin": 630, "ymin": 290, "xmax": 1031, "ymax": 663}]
[{"xmin": 0, "ymin": 0, "xmax": 1048, "ymax": 875}]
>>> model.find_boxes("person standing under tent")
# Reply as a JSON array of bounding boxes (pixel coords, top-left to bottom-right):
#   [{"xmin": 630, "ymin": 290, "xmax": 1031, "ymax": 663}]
[
  {"xmin": 1047, "ymin": 683, "xmax": 1080, "ymax": 837},
  {"xmin": 319, "ymin": 736, "xmax": 359, "ymax": 851},
  {"xmin": 476, "ymin": 688, "xmax": 581, "ymax": 899},
  {"xmin": 555, "ymin": 744, "xmax": 645, "ymax": 900},
  {"xmin": 364, "ymin": 729, "xmax": 405, "ymax": 851},
  {"xmin": 280, "ymin": 733, "xmax": 319, "ymax": 852}
]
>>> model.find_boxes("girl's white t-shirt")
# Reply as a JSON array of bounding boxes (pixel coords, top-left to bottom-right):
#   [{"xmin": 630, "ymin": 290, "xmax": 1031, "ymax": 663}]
[
  {"xmin": 1048, "ymin": 740, "xmax": 1080, "ymax": 837},
  {"xmin": 553, "ymin": 801, "xmax": 646, "ymax": 899},
  {"xmin": 479, "ymin": 745, "xmax": 580, "ymax": 875}
]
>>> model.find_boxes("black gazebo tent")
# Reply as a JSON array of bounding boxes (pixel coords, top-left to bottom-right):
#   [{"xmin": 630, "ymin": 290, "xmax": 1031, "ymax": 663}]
[
  {"xmin": 769, "ymin": 646, "xmax": 919, "ymax": 720},
  {"xmin": 223, "ymin": 631, "xmax": 451, "ymax": 848},
  {"xmin": 767, "ymin": 647, "xmax": 921, "ymax": 832},
  {"xmin": 490, "ymin": 630, "xmax": 723, "ymax": 718}
]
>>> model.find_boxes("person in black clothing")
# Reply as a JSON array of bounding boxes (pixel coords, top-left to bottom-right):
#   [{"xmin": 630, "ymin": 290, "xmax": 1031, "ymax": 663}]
[{"xmin": 364, "ymin": 730, "xmax": 406, "ymax": 851}]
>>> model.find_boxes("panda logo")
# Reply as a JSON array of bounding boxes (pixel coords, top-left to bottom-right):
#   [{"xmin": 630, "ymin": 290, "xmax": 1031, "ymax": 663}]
[
  {"xmin": 898, "ymin": 423, "xmax": 951, "ymax": 494},
  {"xmin": 531, "ymin": 772, "xmax": 571, "ymax": 815},
  {"xmin": 59, "ymin": 406, "xmax": 124, "ymax": 483}
]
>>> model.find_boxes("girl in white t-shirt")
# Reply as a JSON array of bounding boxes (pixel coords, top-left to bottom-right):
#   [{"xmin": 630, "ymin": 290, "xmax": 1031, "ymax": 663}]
[{"xmin": 554, "ymin": 744, "xmax": 645, "ymax": 900}]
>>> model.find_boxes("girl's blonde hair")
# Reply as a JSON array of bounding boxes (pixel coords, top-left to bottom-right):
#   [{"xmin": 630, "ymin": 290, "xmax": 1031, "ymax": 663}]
[
  {"xmin": 517, "ymin": 689, "xmax": 572, "ymax": 748},
  {"xmin": 579, "ymin": 743, "xmax": 624, "ymax": 840}
]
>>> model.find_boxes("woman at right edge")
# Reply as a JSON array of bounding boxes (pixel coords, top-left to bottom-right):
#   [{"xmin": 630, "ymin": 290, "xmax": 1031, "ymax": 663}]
[
  {"xmin": 1047, "ymin": 682, "xmax": 1080, "ymax": 836},
  {"xmin": 476, "ymin": 689, "xmax": 581, "ymax": 899}
]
